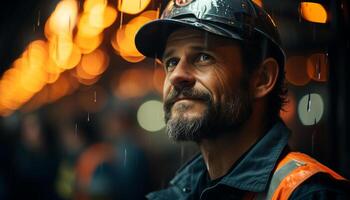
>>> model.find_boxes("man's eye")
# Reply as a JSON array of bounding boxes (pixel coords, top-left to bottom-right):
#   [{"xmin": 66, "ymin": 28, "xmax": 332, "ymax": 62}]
[
  {"xmin": 164, "ymin": 58, "xmax": 179, "ymax": 71},
  {"xmin": 195, "ymin": 53, "xmax": 213, "ymax": 64}
]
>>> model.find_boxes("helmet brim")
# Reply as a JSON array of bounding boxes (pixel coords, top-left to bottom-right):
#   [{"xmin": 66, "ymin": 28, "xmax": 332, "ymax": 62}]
[{"xmin": 135, "ymin": 18, "xmax": 244, "ymax": 59}]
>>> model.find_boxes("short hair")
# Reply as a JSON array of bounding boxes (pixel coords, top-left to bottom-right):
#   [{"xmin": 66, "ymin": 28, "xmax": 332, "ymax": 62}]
[{"xmin": 240, "ymin": 34, "xmax": 288, "ymax": 122}]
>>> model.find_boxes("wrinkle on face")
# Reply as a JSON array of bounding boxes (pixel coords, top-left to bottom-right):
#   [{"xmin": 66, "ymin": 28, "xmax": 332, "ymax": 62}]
[{"xmin": 162, "ymin": 27, "xmax": 251, "ymax": 141}]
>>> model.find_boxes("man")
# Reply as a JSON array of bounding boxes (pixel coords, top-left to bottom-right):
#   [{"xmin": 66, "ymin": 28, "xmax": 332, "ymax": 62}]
[{"xmin": 135, "ymin": 0, "xmax": 350, "ymax": 199}]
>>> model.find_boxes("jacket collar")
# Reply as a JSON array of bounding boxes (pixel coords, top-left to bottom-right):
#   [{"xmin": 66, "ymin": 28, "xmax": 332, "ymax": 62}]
[{"xmin": 147, "ymin": 120, "xmax": 291, "ymax": 199}]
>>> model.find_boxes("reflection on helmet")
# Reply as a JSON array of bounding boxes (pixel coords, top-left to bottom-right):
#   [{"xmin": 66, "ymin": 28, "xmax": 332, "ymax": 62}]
[{"xmin": 135, "ymin": 0, "xmax": 285, "ymax": 68}]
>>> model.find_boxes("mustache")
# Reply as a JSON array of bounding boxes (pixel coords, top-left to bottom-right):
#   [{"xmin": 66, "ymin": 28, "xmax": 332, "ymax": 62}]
[{"xmin": 164, "ymin": 87, "xmax": 212, "ymax": 111}]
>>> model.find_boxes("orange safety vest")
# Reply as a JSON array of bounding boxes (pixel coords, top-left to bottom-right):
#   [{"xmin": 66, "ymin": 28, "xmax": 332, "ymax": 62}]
[{"xmin": 250, "ymin": 152, "xmax": 349, "ymax": 200}]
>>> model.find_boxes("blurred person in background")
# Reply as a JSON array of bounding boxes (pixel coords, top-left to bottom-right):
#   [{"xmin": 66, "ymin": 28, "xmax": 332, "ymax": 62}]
[
  {"xmin": 134, "ymin": 0, "xmax": 350, "ymax": 199},
  {"xmin": 11, "ymin": 113, "xmax": 60, "ymax": 200},
  {"xmin": 55, "ymin": 117, "xmax": 93, "ymax": 200},
  {"xmin": 73, "ymin": 101, "xmax": 151, "ymax": 200}
]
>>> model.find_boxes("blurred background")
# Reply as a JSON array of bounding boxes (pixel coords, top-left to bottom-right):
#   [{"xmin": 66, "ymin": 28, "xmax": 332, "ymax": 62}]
[{"xmin": 0, "ymin": 0, "xmax": 349, "ymax": 199}]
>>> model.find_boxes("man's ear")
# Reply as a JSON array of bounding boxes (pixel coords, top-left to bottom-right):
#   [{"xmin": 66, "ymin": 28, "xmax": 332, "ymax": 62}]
[{"xmin": 252, "ymin": 58, "xmax": 279, "ymax": 99}]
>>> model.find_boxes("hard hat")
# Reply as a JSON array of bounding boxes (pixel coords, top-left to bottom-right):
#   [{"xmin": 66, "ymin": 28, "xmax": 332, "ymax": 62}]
[{"xmin": 135, "ymin": 0, "xmax": 285, "ymax": 67}]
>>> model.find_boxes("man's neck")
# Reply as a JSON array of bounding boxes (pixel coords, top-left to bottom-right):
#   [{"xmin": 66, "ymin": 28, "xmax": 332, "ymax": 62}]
[{"xmin": 198, "ymin": 117, "xmax": 267, "ymax": 180}]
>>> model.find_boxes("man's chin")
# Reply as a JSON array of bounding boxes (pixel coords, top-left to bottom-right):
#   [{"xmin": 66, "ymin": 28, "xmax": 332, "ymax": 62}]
[{"xmin": 165, "ymin": 115, "xmax": 208, "ymax": 142}]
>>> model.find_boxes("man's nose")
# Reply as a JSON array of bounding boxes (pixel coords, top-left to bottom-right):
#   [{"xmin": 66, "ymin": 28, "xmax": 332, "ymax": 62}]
[{"xmin": 168, "ymin": 59, "xmax": 195, "ymax": 90}]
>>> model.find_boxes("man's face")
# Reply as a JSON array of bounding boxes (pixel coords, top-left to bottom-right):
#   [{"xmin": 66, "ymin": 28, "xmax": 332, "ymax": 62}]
[{"xmin": 162, "ymin": 28, "xmax": 253, "ymax": 142}]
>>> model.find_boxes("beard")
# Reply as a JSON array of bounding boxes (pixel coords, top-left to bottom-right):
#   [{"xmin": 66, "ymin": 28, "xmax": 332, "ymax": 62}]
[{"xmin": 164, "ymin": 82, "xmax": 252, "ymax": 142}]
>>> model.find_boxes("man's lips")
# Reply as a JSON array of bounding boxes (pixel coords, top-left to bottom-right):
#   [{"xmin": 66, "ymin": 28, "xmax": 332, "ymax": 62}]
[{"xmin": 173, "ymin": 98, "xmax": 203, "ymax": 104}]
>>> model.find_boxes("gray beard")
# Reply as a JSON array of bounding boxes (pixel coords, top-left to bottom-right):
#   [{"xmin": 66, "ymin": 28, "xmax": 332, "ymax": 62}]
[{"xmin": 164, "ymin": 88, "xmax": 252, "ymax": 142}]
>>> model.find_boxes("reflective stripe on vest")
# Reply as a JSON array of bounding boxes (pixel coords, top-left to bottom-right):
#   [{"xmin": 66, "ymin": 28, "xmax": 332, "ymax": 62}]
[{"xmin": 256, "ymin": 152, "xmax": 348, "ymax": 200}]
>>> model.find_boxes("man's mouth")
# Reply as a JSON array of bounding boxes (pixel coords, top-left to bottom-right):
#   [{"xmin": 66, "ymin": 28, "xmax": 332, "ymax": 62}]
[{"xmin": 173, "ymin": 98, "xmax": 202, "ymax": 104}]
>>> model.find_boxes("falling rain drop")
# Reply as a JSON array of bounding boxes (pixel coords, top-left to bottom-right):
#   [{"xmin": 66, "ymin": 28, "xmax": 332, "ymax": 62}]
[
  {"xmin": 69, "ymin": 16, "xmax": 71, "ymax": 32},
  {"xmin": 307, "ymin": 93, "xmax": 311, "ymax": 112},
  {"xmin": 316, "ymin": 57, "xmax": 321, "ymax": 79},
  {"xmin": 123, "ymin": 148, "xmax": 127, "ymax": 167},
  {"xmin": 75, "ymin": 123, "xmax": 78, "ymax": 136},
  {"xmin": 139, "ymin": 0, "xmax": 142, "ymax": 9},
  {"xmin": 119, "ymin": 0, "xmax": 124, "ymax": 29},
  {"xmin": 311, "ymin": 117, "xmax": 317, "ymax": 156},
  {"xmin": 119, "ymin": 12, "xmax": 124, "ymax": 29},
  {"xmin": 87, "ymin": 112, "xmax": 90, "ymax": 122},
  {"xmin": 156, "ymin": 3, "xmax": 161, "ymax": 18},
  {"xmin": 94, "ymin": 91, "xmax": 97, "ymax": 103},
  {"xmin": 37, "ymin": 10, "xmax": 41, "ymax": 27}
]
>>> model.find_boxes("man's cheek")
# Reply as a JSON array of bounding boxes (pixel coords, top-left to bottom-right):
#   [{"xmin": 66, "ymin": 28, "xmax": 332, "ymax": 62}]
[{"xmin": 162, "ymin": 79, "xmax": 171, "ymax": 100}]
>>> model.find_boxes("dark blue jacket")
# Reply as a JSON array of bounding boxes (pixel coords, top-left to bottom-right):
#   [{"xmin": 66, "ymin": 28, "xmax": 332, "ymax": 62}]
[{"xmin": 146, "ymin": 121, "xmax": 350, "ymax": 200}]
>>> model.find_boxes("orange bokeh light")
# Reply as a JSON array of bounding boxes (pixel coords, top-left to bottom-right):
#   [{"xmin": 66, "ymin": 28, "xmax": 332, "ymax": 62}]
[
  {"xmin": 46, "ymin": 72, "xmax": 61, "ymax": 84},
  {"xmin": 307, "ymin": 53, "xmax": 329, "ymax": 82},
  {"xmin": 75, "ymin": 33, "xmax": 103, "ymax": 54},
  {"xmin": 49, "ymin": 0, "xmax": 78, "ymax": 35},
  {"xmin": 49, "ymin": 36, "xmax": 81, "ymax": 69},
  {"xmin": 80, "ymin": 49, "xmax": 109, "ymax": 76},
  {"xmin": 49, "ymin": 35, "xmax": 73, "ymax": 66},
  {"xmin": 0, "ymin": 0, "xmax": 86, "ymax": 115},
  {"xmin": 84, "ymin": 0, "xmax": 107, "ymax": 12},
  {"xmin": 77, "ymin": 76, "xmax": 101, "ymax": 86},
  {"xmin": 44, "ymin": 57, "xmax": 64, "ymax": 74},
  {"xmin": 112, "ymin": 10, "xmax": 158, "ymax": 62},
  {"xmin": 13, "ymin": 56, "xmax": 46, "ymax": 94},
  {"xmin": 153, "ymin": 65, "xmax": 165, "ymax": 94},
  {"xmin": 285, "ymin": 56, "xmax": 311, "ymax": 86},
  {"xmin": 118, "ymin": 0, "xmax": 151, "ymax": 14},
  {"xmin": 79, "ymin": 0, "xmax": 117, "ymax": 37},
  {"xmin": 76, "ymin": 64, "xmax": 97, "ymax": 80},
  {"xmin": 119, "ymin": 52, "xmax": 145, "ymax": 63},
  {"xmin": 47, "ymin": 74, "xmax": 71, "ymax": 103},
  {"xmin": 27, "ymin": 40, "xmax": 48, "ymax": 69},
  {"xmin": 300, "ymin": 2, "xmax": 327, "ymax": 23},
  {"xmin": 77, "ymin": 14, "xmax": 104, "ymax": 37},
  {"xmin": 115, "ymin": 25, "xmax": 143, "ymax": 56},
  {"xmin": 0, "ymin": 76, "xmax": 23, "ymax": 110},
  {"xmin": 1, "ymin": 67, "xmax": 33, "ymax": 104},
  {"xmin": 113, "ymin": 68, "xmax": 153, "ymax": 99},
  {"xmin": 88, "ymin": 5, "xmax": 117, "ymax": 28}
]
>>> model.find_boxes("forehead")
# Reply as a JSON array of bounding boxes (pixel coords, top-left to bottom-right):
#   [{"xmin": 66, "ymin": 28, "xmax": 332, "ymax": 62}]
[{"xmin": 164, "ymin": 28, "xmax": 239, "ymax": 52}]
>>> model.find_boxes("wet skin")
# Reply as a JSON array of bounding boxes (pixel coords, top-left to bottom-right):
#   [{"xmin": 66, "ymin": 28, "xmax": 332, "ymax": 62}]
[{"xmin": 162, "ymin": 28, "xmax": 245, "ymax": 123}]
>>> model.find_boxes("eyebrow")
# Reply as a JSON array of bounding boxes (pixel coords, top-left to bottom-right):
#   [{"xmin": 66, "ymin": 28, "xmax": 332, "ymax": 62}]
[{"xmin": 162, "ymin": 45, "xmax": 211, "ymax": 61}]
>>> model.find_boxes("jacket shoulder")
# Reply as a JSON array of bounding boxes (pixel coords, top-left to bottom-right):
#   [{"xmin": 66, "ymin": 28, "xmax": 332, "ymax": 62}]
[{"xmin": 268, "ymin": 152, "xmax": 349, "ymax": 200}]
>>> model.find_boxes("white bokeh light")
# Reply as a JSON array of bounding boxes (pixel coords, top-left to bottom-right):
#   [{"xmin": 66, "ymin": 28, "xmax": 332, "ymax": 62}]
[
  {"xmin": 298, "ymin": 93, "xmax": 324, "ymax": 125},
  {"xmin": 137, "ymin": 100, "xmax": 165, "ymax": 132}
]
